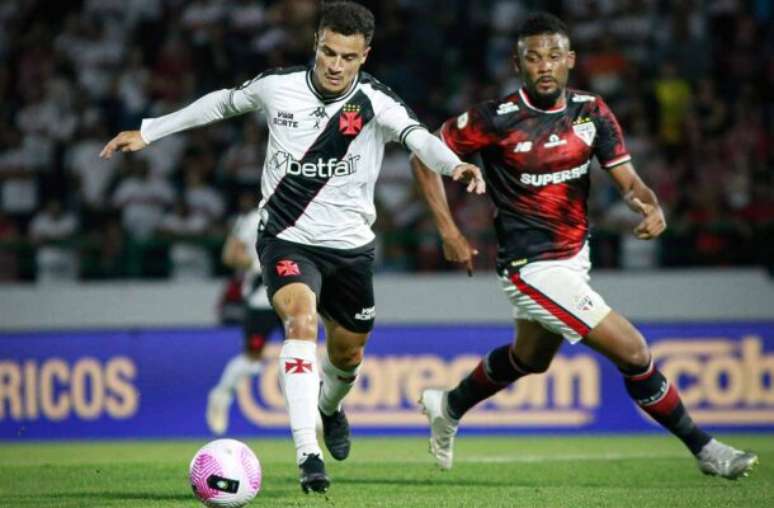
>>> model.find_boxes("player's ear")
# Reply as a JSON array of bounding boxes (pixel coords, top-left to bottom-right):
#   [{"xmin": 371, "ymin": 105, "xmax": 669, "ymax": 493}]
[
  {"xmin": 313, "ymin": 32, "xmax": 319, "ymax": 52},
  {"xmin": 361, "ymin": 46, "xmax": 371, "ymax": 65},
  {"xmin": 512, "ymin": 42, "xmax": 522, "ymax": 74},
  {"xmin": 567, "ymin": 50, "xmax": 576, "ymax": 70}
]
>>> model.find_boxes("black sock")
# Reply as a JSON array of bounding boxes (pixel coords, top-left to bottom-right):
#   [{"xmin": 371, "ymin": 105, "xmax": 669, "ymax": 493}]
[
  {"xmin": 446, "ymin": 344, "xmax": 531, "ymax": 420},
  {"xmin": 623, "ymin": 362, "xmax": 712, "ymax": 455}
]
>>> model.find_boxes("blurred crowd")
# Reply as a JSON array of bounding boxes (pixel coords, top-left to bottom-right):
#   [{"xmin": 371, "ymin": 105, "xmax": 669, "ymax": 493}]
[{"xmin": 0, "ymin": 0, "xmax": 772, "ymax": 283}]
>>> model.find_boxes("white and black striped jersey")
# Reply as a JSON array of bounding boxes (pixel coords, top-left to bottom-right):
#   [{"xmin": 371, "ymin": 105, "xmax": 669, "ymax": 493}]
[{"xmin": 141, "ymin": 66, "xmax": 456, "ymax": 249}]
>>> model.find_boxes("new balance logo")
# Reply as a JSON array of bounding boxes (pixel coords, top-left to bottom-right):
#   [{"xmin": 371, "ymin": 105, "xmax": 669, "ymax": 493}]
[
  {"xmin": 276, "ymin": 259, "xmax": 300, "ymax": 277},
  {"xmin": 354, "ymin": 306, "xmax": 375, "ymax": 320},
  {"xmin": 285, "ymin": 358, "xmax": 312, "ymax": 374},
  {"xmin": 513, "ymin": 141, "xmax": 533, "ymax": 153},
  {"xmin": 497, "ymin": 101, "xmax": 519, "ymax": 115}
]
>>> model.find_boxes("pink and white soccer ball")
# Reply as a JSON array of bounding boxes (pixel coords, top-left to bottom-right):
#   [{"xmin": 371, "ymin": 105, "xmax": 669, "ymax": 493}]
[{"xmin": 190, "ymin": 439, "xmax": 262, "ymax": 508}]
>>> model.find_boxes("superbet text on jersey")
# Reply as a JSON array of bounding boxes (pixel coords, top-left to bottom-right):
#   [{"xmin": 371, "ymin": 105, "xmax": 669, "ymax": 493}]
[{"xmin": 441, "ymin": 88, "xmax": 631, "ymax": 267}]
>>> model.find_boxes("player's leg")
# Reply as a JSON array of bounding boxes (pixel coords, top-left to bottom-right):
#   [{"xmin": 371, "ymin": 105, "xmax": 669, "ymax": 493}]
[
  {"xmin": 420, "ymin": 319, "xmax": 562, "ymax": 469},
  {"xmin": 272, "ymin": 281, "xmax": 329, "ymax": 492},
  {"xmin": 446, "ymin": 319, "xmax": 562, "ymax": 419},
  {"xmin": 420, "ymin": 250, "xmax": 605, "ymax": 470},
  {"xmin": 584, "ymin": 311, "xmax": 758, "ymax": 479},
  {"xmin": 317, "ymin": 317, "xmax": 368, "ymax": 460},
  {"xmin": 259, "ymin": 239, "xmax": 328, "ymax": 493},
  {"xmin": 206, "ymin": 307, "xmax": 279, "ymax": 435},
  {"xmin": 315, "ymin": 244, "xmax": 375, "ymax": 461}
]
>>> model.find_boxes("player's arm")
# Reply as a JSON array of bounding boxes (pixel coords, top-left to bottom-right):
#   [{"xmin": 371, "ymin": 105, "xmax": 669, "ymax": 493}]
[
  {"xmin": 100, "ymin": 81, "xmax": 263, "ymax": 159},
  {"xmin": 404, "ymin": 129, "xmax": 485, "ymax": 195},
  {"xmin": 374, "ymin": 91, "xmax": 484, "ymax": 193},
  {"xmin": 411, "ymin": 151, "xmax": 478, "ymax": 276},
  {"xmin": 592, "ymin": 95, "xmax": 665, "ymax": 240},
  {"xmin": 608, "ymin": 162, "xmax": 666, "ymax": 240},
  {"xmin": 409, "ymin": 105, "xmax": 500, "ymax": 274},
  {"xmin": 221, "ymin": 236, "xmax": 253, "ymax": 270}
]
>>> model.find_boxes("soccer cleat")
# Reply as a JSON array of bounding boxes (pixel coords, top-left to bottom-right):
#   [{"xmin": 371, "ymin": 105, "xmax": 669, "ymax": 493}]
[
  {"xmin": 299, "ymin": 453, "xmax": 330, "ymax": 493},
  {"xmin": 319, "ymin": 408, "xmax": 351, "ymax": 461},
  {"xmin": 419, "ymin": 389, "xmax": 459, "ymax": 470},
  {"xmin": 696, "ymin": 439, "xmax": 758, "ymax": 479},
  {"xmin": 206, "ymin": 389, "xmax": 232, "ymax": 436}
]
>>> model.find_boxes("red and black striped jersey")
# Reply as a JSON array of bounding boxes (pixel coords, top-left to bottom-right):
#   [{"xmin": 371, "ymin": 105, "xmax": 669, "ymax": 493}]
[{"xmin": 440, "ymin": 87, "xmax": 630, "ymax": 268}]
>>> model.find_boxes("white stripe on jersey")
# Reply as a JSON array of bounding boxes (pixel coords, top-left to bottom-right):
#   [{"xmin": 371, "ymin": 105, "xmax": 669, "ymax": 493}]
[{"xmin": 254, "ymin": 68, "xmax": 425, "ymax": 249}]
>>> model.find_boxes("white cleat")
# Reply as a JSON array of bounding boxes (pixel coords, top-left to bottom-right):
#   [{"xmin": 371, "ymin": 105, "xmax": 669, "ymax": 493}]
[
  {"xmin": 696, "ymin": 439, "xmax": 758, "ymax": 480},
  {"xmin": 206, "ymin": 389, "xmax": 232, "ymax": 436},
  {"xmin": 419, "ymin": 389, "xmax": 459, "ymax": 470}
]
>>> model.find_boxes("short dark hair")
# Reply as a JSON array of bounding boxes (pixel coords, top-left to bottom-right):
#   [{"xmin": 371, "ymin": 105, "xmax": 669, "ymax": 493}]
[
  {"xmin": 518, "ymin": 12, "xmax": 570, "ymax": 42},
  {"xmin": 318, "ymin": 1, "xmax": 375, "ymax": 45}
]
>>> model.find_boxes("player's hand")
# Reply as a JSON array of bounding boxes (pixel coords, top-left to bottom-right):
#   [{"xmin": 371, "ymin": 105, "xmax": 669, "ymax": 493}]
[
  {"xmin": 452, "ymin": 163, "xmax": 486, "ymax": 194},
  {"xmin": 627, "ymin": 193, "xmax": 666, "ymax": 240},
  {"xmin": 99, "ymin": 130, "xmax": 148, "ymax": 159},
  {"xmin": 441, "ymin": 230, "xmax": 478, "ymax": 276}
]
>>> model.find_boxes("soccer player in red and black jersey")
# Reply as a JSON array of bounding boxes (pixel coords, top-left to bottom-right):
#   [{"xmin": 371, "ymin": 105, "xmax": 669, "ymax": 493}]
[{"xmin": 412, "ymin": 12, "xmax": 757, "ymax": 479}]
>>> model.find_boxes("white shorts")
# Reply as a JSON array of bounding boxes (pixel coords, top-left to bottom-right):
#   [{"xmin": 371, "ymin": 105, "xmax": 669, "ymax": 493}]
[{"xmin": 498, "ymin": 243, "xmax": 611, "ymax": 344}]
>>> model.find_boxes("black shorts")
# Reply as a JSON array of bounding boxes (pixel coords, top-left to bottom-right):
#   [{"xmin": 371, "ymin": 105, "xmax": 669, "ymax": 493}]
[
  {"xmin": 243, "ymin": 307, "xmax": 281, "ymax": 353},
  {"xmin": 258, "ymin": 236, "xmax": 375, "ymax": 333}
]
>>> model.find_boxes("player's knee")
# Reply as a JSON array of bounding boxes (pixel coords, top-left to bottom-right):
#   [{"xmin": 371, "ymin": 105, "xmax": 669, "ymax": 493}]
[
  {"xmin": 619, "ymin": 347, "xmax": 651, "ymax": 373},
  {"xmin": 511, "ymin": 350, "xmax": 552, "ymax": 374},
  {"xmin": 329, "ymin": 345, "xmax": 363, "ymax": 370},
  {"xmin": 514, "ymin": 356, "xmax": 550, "ymax": 374},
  {"xmin": 487, "ymin": 346, "xmax": 547, "ymax": 384},
  {"xmin": 273, "ymin": 285, "xmax": 317, "ymax": 337},
  {"xmin": 283, "ymin": 310, "xmax": 318, "ymax": 339}
]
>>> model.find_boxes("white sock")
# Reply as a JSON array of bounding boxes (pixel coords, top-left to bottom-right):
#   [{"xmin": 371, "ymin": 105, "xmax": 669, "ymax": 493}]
[
  {"xmin": 213, "ymin": 354, "xmax": 263, "ymax": 396},
  {"xmin": 319, "ymin": 352, "xmax": 361, "ymax": 416},
  {"xmin": 278, "ymin": 339, "xmax": 322, "ymax": 464}
]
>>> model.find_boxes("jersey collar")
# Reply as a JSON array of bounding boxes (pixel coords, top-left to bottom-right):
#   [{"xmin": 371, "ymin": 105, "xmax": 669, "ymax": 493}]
[
  {"xmin": 518, "ymin": 87, "xmax": 567, "ymax": 114},
  {"xmin": 306, "ymin": 67, "xmax": 360, "ymax": 104}
]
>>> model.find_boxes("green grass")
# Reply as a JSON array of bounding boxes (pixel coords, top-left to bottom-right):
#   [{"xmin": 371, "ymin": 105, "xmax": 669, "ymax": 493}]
[{"xmin": 0, "ymin": 435, "xmax": 771, "ymax": 507}]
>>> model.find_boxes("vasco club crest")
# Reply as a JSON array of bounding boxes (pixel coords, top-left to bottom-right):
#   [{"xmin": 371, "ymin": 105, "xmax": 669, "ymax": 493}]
[{"xmin": 339, "ymin": 103, "xmax": 363, "ymax": 136}]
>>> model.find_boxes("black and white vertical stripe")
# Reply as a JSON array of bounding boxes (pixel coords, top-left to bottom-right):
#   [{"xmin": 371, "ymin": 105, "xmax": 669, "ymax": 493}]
[{"xmin": 262, "ymin": 90, "xmax": 375, "ymax": 236}]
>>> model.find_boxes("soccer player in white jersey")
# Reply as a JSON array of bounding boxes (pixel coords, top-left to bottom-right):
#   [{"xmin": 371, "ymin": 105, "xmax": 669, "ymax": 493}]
[
  {"xmin": 100, "ymin": 1, "xmax": 484, "ymax": 494},
  {"xmin": 206, "ymin": 193, "xmax": 282, "ymax": 436},
  {"xmin": 411, "ymin": 12, "xmax": 757, "ymax": 480}
]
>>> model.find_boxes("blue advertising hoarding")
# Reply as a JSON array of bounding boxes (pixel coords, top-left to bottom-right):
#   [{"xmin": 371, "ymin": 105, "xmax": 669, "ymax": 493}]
[{"xmin": 1, "ymin": 322, "xmax": 773, "ymax": 439}]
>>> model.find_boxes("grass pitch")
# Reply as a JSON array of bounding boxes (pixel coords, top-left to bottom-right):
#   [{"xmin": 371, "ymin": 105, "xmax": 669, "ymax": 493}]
[{"xmin": 0, "ymin": 435, "xmax": 771, "ymax": 507}]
